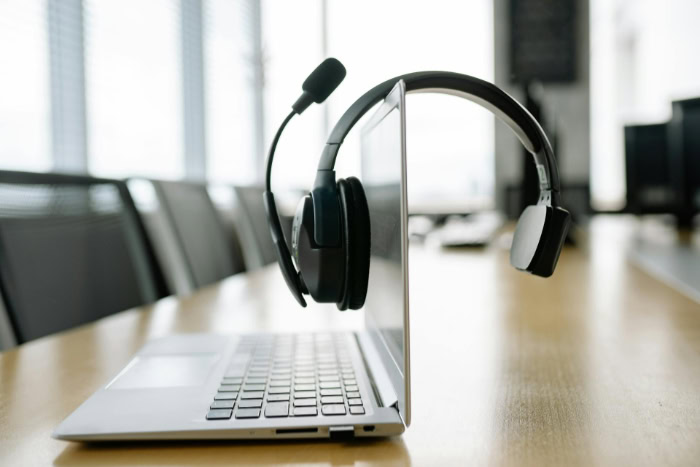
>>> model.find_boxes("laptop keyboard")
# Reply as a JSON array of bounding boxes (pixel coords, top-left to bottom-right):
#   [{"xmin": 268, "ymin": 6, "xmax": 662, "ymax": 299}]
[{"xmin": 206, "ymin": 333, "xmax": 366, "ymax": 421}]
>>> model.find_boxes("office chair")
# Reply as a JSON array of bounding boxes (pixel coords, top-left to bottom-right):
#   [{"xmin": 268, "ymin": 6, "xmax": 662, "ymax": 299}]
[
  {"xmin": 0, "ymin": 170, "xmax": 168, "ymax": 345},
  {"xmin": 232, "ymin": 185, "xmax": 283, "ymax": 269},
  {"xmin": 0, "ymin": 289, "xmax": 17, "ymax": 350},
  {"xmin": 148, "ymin": 180, "xmax": 245, "ymax": 292}
]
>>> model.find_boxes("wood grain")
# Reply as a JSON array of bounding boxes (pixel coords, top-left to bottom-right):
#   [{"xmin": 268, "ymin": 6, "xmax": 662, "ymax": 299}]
[{"xmin": 1, "ymin": 216, "xmax": 699, "ymax": 466}]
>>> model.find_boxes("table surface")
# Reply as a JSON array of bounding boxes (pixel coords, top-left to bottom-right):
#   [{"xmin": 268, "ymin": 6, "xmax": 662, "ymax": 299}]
[{"xmin": 1, "ymin": 216, "xmax": 699, "ymax": 466}]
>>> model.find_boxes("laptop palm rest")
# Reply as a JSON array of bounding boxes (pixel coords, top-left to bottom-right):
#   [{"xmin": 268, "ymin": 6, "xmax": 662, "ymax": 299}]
[{"xmin": 107, "ymin": 354, "xmax": 219, "ymax": 389}]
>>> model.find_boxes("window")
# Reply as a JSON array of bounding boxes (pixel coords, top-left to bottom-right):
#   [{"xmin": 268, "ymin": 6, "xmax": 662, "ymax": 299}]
[
  {"xmin": 0, "ymin": 0, "xmax": 51, "ymax": 172},
  {"xmin": 326, "ymin": 0, "xmax": 495, "ymax": 212},
  {"xmin": 0, "ymin": 0, "xmax": 496, "ymax": 204},
  {"xmin": 204, "ymin": 0, "xmax": 258, "ymax": 185},
  {"xmin": 84, "ymin": 0, "xmax": 184, "ymax": 179},
  {"xmin": 261, "ymin": 0, "xmax": 325, "ymax": 190}
]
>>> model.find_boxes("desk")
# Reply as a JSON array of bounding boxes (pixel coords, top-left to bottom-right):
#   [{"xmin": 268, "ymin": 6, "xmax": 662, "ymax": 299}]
[{"xmin": 1, "ymin": 217, "xmax": 699, "ymax": 466}]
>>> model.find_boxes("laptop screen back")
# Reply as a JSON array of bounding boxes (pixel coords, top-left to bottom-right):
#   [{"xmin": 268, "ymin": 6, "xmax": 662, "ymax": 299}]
[{"xmin": 360, "ymin": 81, "xmax": 410, "ymax": 425}]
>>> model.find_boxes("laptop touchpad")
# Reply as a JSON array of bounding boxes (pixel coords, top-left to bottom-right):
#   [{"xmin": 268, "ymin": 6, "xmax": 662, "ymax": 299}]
[{"xmin": 107, "ymin": 354, "xmax": 219, "ymax": 389}]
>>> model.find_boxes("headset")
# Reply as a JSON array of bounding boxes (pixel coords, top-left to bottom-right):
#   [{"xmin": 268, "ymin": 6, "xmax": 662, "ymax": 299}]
[{"xmin": 264, "ymin": 59, "xmax": 570, "ymax": 310}]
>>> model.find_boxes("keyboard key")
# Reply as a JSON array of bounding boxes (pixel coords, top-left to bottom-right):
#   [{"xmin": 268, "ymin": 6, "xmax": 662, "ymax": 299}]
[
  {"xmin": 268, "ymin": 386, "xmax": 290, "ymax": 394},
  {"xmin": 293, "ymin": 407, "xmax": 318, "ymax": 417},
  {"xmin": 206, "ymin": 409, "xmax": 232, "ymax": 420},
  {"xmin": 222, "ymin": 377, "xmax": 243, "ymax": 384},
  {"xmin": 293, "ymin": 398, "xmax": 317, "ymax": 407},
  {"xmin": 319, "ymin": 382, "xmax": 340, "ymax": 389},
  {"xmin": 346, "ymin": 392, "xmax": 360, "ymax": 399},
  {"xmin": 214, "ymin": 392, "xmax": 238, "ymax": 400},
  {"xmin": 294, "ymin": 377, "xmax": 315, "ymax": 384},
  {"xmin": 294, "ymin": 391, "xmax": 316, "ymax": 399},
  {"xmin": 243, "ymin": 384, "xmax": 266, "ymax": 391},
  {"xmin": 269, "ymin": 380, "xmax": 291, "ymax": 387},
  {"xmin": 320, "ymin": 388, "xmax": 342, "ymax": 396},
  {"xmin": 240, "ymin": 391, "xmax": 264, "ymax": 399},
  {"xmin": 219, "ymin": 384, "xmax": 241, "ymax": 392},
  {"xmin": 265, "ymin": 402, "xmax": 289, "ymax": 418},
  {"xmin": 345, "ymin": 385, "xmax": 358, "ymax": 392},
  {"xmin": 319, "ymin": 375, "xmax": 339, "ymax": 382},
  {"xmin": 350, "ymin": 406, "xmax": 365, "ymax": 415},
  {"xmin": 211, "ymin": 400, "xmax": 235, "ymax": 409},
  {"xmin": 321, "ymin": 396, "xmax": 344, "ymax": 404},
  {"xmin": 267, "ymin": 394, "xmax": 290, "ymax": 402},
  {"xmin": 238, "ymin": 399, "xmax": 263, "ymax": 408},
  {"xmin": 294, "ymin": 371, "xmax": 314, "ymax": 378},
  {"xmin": 294, "ymin": 384, "xmax": 315, "ymax": 392},
  {"xmin": 247, "ymin": 372, "xmax": 267, "ymax": 378},
  {"xmin": 318, "ymin": 369, "xmax": 338, "ymax": 376},
  {"xmin": 348, "ymin": 399, "xmax": 363, "ymax": 406},
  {"xmin": 322, "ymin": 404, "xmax": 346, "ymax": 416},
  {"xmin": 235, "ymin": 408, "xmax": 261, "ymax": 419},
  {"xmin": 246, "ymin": 377, "xmax": 267, "ymax": 384},
  {"xmin": 343, "ymin": 379, "xmax": 357, "ymax": 386}
]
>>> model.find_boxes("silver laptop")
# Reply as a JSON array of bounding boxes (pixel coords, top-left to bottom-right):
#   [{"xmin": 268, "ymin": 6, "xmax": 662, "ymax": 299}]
[{"xmin": 54, "ymin": 81, "xmax": 410, "ymax": 441}]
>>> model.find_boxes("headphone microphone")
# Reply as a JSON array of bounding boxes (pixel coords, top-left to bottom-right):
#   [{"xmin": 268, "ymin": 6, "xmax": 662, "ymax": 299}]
[
  {"xmin": 264, "ymin": 58, "xmax": 347, "ymax": 307},
  {"xmin": 292, "ymin": 58, "xmax": 347, "ymax": 115}
]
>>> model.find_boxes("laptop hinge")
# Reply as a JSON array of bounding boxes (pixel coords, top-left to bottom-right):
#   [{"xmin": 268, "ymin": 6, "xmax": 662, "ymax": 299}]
[{"xmin": 354, "ymin": 332, "xmax": 399, "ymax": 411}]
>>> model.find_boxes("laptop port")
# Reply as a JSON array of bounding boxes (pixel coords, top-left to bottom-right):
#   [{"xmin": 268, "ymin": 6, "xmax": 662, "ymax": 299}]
[
  {"xmin": 363, "ymin": 425, "xmax": 375, "ymax": 432},
  {"xmin": 329, "ymin": 426, "xmax": 355, "ymax": 440}
]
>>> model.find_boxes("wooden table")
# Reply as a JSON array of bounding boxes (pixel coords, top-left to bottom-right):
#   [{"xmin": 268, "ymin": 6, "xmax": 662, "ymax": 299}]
[{"xmin": 1, "ymin": 216, "xmax": 699, "ymax": 466}]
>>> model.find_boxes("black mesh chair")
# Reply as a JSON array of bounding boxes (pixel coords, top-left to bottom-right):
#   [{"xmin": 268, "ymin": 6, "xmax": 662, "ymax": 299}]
[
  {"xmin": 148, "ymin": 180, "xmax": 245, "ymax": 291},
  {"xmin": 232, "ymin": 185, "xmax": 278, "ymax": 269},
  {"xmin": 0, "ymin": 171, "xmax": 168, "ymax": 344}
]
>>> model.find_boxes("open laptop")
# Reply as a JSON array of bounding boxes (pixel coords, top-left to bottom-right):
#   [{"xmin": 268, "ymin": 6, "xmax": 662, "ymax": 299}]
[{"xmin": 54, "ymin": 81, "xmax": 410, "ymax": 441}]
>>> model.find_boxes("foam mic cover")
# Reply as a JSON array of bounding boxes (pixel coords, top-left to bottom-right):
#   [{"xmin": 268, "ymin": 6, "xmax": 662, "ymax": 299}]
[{"xmin": 292, "ymin": 58, "xmax": 346, "ymax": 114}]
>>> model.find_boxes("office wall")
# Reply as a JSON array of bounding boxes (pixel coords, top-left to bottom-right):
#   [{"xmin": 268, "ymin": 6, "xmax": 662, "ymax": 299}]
[{"xmin": 493, "ymin": 0, "xmax": 590, "ymax": 211}]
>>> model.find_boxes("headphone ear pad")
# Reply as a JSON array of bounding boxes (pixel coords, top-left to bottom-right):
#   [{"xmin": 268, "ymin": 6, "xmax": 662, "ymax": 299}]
[{"xmin": 337, "ymin": 177, "xmax": 371, "ymax": 310}]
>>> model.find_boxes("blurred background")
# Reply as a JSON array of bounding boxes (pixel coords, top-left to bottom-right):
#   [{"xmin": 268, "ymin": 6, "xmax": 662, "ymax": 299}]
[
  {"xmin": 2, "ymin": 0, "xmax": 700, "ymax": 216},
  {"xmin": 1, "ymin": 0, "xmax": 700, "ymax": 347}
]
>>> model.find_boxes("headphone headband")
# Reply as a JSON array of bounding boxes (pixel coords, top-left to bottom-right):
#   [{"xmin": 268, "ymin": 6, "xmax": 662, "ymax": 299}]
[{"xmin": 317, "ymin": 71, "xmax": 560, "ymax": 192}]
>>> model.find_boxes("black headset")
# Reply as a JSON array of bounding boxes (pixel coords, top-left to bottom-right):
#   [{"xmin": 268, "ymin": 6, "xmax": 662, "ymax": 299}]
[{"xmin": 265, "ymin": 60, "xmax": 570, "ymax": 310}]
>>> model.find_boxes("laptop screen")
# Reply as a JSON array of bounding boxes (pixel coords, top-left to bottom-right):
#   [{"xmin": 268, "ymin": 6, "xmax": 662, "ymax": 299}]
[{"xmin": 360, "ymin": 80, "xmax": 410, "ymax": 425}]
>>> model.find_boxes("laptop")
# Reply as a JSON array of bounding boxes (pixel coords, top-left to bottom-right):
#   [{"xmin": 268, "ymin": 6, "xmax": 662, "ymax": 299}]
[{"xmin": 53, "ymin": 81, "xmax": 411, "ymax": 441}]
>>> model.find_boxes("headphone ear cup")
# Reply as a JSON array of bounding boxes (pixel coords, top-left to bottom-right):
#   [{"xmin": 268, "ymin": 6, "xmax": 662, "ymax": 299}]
[
  {"xmin": 511, "ymin": 204, "xmax": 570, "ymax": 277},
  {"xmin": 337, "ymin": 177, "xmax": 371, "ymax": 310}
]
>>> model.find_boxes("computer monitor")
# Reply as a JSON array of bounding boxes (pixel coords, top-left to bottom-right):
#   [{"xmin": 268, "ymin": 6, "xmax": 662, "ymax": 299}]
[
  {"xmin": 360, "ymin": 80, "xmax": 411, "ymax": 425},
  {"xmin": 624, "ymin": 122, "xmax": 674, "ymax": 214},
  {"xmin": 669, "ymin": 97, "xmax": 700, "ymax": 226}
]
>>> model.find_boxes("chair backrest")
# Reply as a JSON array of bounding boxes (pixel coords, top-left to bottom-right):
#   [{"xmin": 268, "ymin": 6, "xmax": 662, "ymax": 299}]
[
  {"xmin": 0, "ymin": 289, "xmax": 17, "ymax": 350},
  {"xmin": 149, "ymin": 179, "xmax": 245, "ymax": 291},
  {"xmin": 232, "ymin": 185, "xmax": 278, "ymax": 269},
  {"xmin": 206, "ymin": 185, "xmax": 248, "ymax": 274},
  {"xmin": 0, "ymin": 171, "xmax": 167, "ymax": 344}
]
